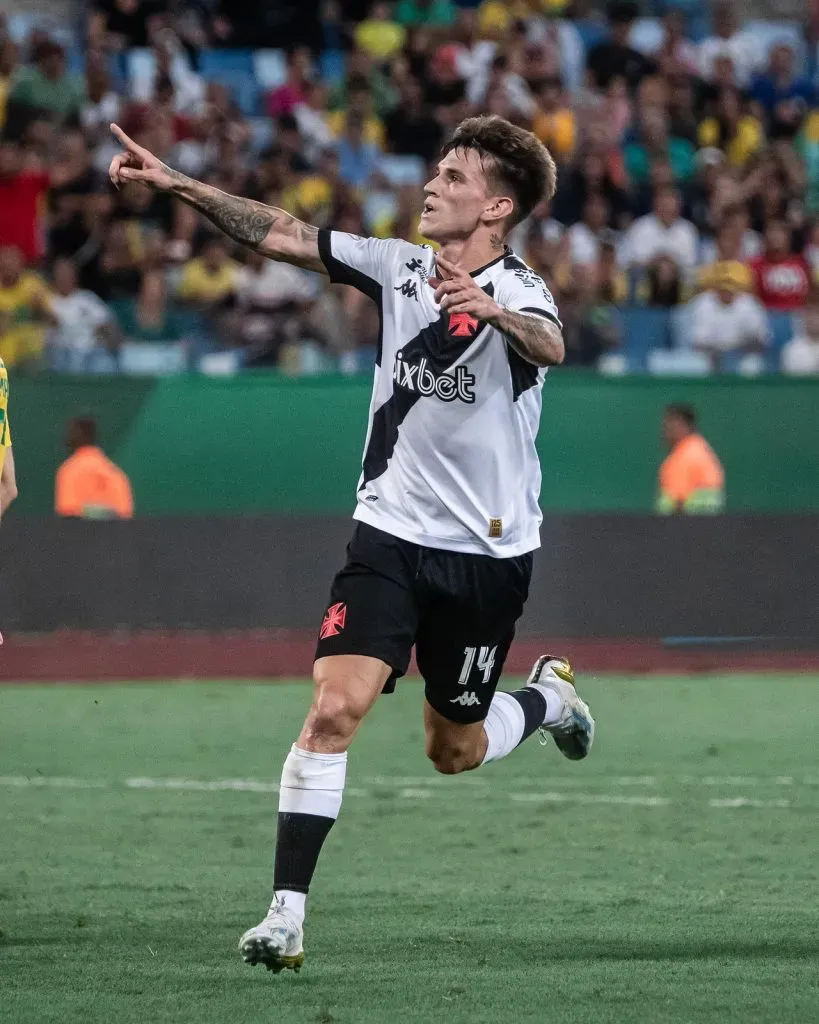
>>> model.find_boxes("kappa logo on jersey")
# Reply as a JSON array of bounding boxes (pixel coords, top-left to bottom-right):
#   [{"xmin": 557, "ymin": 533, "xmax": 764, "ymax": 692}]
[
  {"xmin": 405, "ymin": 258, "xmax": 428, "ymax": 283},
  {"xmin": 393, "ymin": 350, "xmax": 476, "ymax": 403},
  {"xmin": 448, "ymin": 312, "xmax": 479, "ymax": 337},
  {"xmin": 395, "ymin": 279, "xmax": 419, "ymax": 301},
  {"xmin": 450, "ymin": 691, "xmax": 481, "ymax": 707},
  {"xmin": 319, "ymin": 602, "xmax": 347, "ymax": 639}
]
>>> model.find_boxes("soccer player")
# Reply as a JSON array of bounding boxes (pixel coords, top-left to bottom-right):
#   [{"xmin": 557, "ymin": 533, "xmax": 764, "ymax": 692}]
[
  {"xmin": 0, "ymin": 356, "xmax": 17, "ymax": 519},
  {"xmin": 109, "ymin": 114, "xmax": 595, "ymax": 973}
]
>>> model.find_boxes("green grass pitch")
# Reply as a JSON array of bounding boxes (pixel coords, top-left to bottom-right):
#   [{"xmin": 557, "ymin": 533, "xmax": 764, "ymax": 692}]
[{"xmin": 2, "ymin": 675, "xmax": 819, "ymax": 1024}]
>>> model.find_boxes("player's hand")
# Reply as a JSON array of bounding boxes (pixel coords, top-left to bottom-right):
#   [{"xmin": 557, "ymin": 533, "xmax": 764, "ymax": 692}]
[
  {"xmin": 108, "ymin": 124, "xmax": 179, "ymax": 192},
  {"xmin": 431, "ymin": 255, "xmax": 502, "ymax": 320}
]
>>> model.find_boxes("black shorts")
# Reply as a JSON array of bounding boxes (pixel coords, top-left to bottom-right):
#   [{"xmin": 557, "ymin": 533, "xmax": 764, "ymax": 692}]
[{"xmin": 314, "ymin": 522, "xmax": 533, "ymax": 724}]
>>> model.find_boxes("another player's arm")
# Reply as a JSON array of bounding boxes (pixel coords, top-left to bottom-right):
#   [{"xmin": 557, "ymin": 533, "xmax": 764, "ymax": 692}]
[
  {"xmin": 108, "ymin": 124, "xmax": 324, "ymax": 273},
  {"xmin": 0, "ymin": 446, "xmax": 18, "ymax": 517},
  {"xmin": 433, "ymin": 255, "xmax": 564, "ymax": 367}
]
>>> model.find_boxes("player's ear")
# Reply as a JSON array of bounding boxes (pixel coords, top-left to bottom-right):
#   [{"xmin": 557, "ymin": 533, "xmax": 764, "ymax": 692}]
[{"xmin": 483, "ymin": 195, "xmax": 514, "ymax": 226}]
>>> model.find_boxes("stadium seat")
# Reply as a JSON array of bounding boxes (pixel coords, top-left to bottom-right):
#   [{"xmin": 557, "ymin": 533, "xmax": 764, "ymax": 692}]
[
  {"xmin": 198, "ymin": 50, "xmax": 259, "ymax": 116},
  {"xmin": 720, "ymin": 351, "xmax": 767, "ymax": 376},
  {"xmin": 620, "ymin": 307, "xmax": 672, "ymax": 370},
  {"xmin": 647, "ymin": 348, "xmax": 711, "ymax": 375},
  {"xmin": 629, "ymin": 18, "xmax": 665, "ymax": 55},
  {"xmin": 198, "ymin": 350, "xmax": 243, "ymax": 376},
  {"xmin": 670, "ymin": 304, "xmax": 696, "ymax": 349},
  {"xmin": 252, "ymin": 50, "xmax": 288, "ymax": 91},
  {"xmin": 127, "ymin": 48, "xmax": 199, "ymax": 102},
  {"xmin": 597, "ymin": 352, "xmax": 631, "ymax": 376},
  {"xmin": 573, "ymin": 19, "xmax": 608, "ymax": 54},
  {"xmin": 768, "ymin": 311, "xmax": 795, "ymax": 359},
  {"xmin": 319, "ymin": 50, "xmax": 347, "ymax": 86},
  {"xmin": 377, "ymin": 154, "xmax": 426, "ymax": 187},
  {"xmin": 119, "ymin": 342, "xmax": 188, "ymax": 376},
  {"xmin": 247, "ymin": 117, "xmax": 275, "ymax": 154},
  {"xmin": 7, "ymin": 12, "xmax": 37, "ymax": 42},
  {"xmin": 199, "ymin": 49, "xmax": 254, "ymax": 77}
]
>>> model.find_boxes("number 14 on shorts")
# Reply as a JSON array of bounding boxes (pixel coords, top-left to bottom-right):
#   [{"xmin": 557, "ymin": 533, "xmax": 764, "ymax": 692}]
[{"xmin": 458, "ymin": 646, "xmax": 498, "ymax": 686}]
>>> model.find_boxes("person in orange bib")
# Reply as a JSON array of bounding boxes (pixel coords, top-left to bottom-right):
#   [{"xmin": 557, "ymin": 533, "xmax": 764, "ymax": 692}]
[
  {"xmin": 657, "ymin": 403, "xmax": 725, "ymax": 514},
  {"xmin": 55, "ymin": 416, "xmax": 133, "ymax": 519}
]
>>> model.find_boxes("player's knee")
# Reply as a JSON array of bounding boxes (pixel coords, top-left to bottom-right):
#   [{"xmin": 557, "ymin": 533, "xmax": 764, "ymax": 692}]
[
  {"xmin": 305, "ymin": 689, "xmax": 359, "ymax": 744},
  {"xmin": 305, "ymin": 671, "xmax": 369, "ymax": 746},
  {"xmin": 426, "ymin": 740, "xmax": 479, "ymax": 775}
]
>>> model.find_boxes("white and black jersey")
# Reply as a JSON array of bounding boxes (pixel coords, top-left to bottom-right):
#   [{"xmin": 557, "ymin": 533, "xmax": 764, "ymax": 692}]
[{"xmin": 317, "ymin": 230, "xmax": 560, "ymax": 558}]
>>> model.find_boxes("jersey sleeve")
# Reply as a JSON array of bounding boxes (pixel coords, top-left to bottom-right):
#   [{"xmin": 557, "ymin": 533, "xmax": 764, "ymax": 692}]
[
  {"xmin": 317, "ymin": 230, "xmax": 415, "ymax": 301},
  {"xmin": 496, "ymin": 266, "xmax": 562, "ymax": 329}
]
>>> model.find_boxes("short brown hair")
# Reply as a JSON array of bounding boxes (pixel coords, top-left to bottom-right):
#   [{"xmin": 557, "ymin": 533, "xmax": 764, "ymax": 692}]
[{"xmin": 441, "ymin": 115, "xmax": 557, "ymax": 227}]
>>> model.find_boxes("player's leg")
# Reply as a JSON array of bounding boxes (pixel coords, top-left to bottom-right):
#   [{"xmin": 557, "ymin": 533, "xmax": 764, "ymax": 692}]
[
  {"xmin": 423, "ymin": 655, "xmax": 594, "ymax": 774},
  {"xmin": 273, "ymin": 653, "xmax": 390, "ymax": 918},
  {"xmin": 417, "ymin": 550, "xmax": 594, "ymax": 775},
  {"xmin": 239, "ymin": 524, "xmax": 417, "ymax": 973}
]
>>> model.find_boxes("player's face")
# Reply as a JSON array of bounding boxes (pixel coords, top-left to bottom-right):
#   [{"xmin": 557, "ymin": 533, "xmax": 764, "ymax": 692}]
[
  {"xmin": 662, "ymin": 413, "xmax": 686, "ymax": 449},
  {"xmin": 420, "ymin": 149, "xmax": 505, "ymax": 242}
]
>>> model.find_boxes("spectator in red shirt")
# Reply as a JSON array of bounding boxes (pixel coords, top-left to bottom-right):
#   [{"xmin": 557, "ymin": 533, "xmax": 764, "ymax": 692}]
[
  {"xmin": 749, "ymin": 219, "xmax": 811, "ymax": 311},
  {"xmin": 0, "ymin": 139, "xmax": 49, "ymax": 265},
  {"xmin": 267, "ymin": 47, "xmax": 313, "ymax": 118}
]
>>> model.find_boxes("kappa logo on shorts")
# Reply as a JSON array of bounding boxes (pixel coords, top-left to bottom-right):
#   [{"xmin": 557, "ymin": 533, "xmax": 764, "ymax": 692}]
[
  {"xmin": 320, "ymin": 602, "xmax": 347, "ymax": 639},
  {"xmin": 450, "ymin": 691, "xmax": 481, "ymax": 707}
]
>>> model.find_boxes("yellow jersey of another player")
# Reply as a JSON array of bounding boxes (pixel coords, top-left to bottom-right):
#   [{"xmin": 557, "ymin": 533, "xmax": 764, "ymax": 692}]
[{"xmin": 0, "ymin": 356, "xmax": 11, "ymax": 474}]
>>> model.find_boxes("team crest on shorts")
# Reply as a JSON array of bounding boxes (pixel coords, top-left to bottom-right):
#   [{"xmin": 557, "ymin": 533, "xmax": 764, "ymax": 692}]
[{"xmin": 320, "ymin": 602, "xmax": 347, "ymax": 639}]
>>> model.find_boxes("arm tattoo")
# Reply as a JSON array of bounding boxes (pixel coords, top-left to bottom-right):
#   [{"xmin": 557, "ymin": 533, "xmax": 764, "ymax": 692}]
[
  {"xmin": 486, "ymin": 307, "xmax": 564, "ymax": 367},
  {"xmin": 162, "ymin": 164, "xmax": 318, "ymax": 256}
]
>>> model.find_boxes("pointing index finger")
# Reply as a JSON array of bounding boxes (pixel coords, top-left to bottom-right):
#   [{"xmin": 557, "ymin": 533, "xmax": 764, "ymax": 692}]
[{"xmin": 110, "ymin": 123, "xmax": 143, "ymax": 155}]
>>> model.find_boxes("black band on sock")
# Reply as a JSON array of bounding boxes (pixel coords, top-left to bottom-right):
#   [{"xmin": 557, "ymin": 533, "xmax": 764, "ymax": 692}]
[
  {"xmin": 507, "ymin": 687, "xmax": 548, "ymax": 747},
  {"xmin": 274, "ymin": 812, "xmax": 336, "ymax": 894}
]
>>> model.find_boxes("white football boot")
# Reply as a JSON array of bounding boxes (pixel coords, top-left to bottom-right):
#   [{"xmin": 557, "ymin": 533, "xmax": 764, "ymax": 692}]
[
  {"xmin": 528, "ymin": 655, "xmax": 595, "ymax": 760},
  {"xmin": 238, "ymin": 896, "xmax": 305, "ymax": 973}
]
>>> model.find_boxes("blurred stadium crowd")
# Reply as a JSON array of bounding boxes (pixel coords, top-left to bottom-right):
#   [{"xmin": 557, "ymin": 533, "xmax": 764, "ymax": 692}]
[{"xmin": 1, "ymin": 0, "xmax": 819, "ymax": 375}]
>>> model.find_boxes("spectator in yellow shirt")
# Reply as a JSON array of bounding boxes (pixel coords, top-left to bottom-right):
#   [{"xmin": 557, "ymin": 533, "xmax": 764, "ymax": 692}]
[
  {"xmin": 696, "ymin": 210, "xmax": 756, "ymax": 293},
  {"xmin": 326, "ymin": 76, "xmax": 386, "ymax": 149},
  {"xmin": 698, "ymin": 87, "xmax": 764, "ymax": 167},
  {"xmin": 0, "ymin": 245, "xmax": 50, "ymax": 368},
  {"xmin": 177, "ymin": 237, "xmax": 240, "ymax": 306},
  {"xmin": 0, "ymin": 40, "xmax": 18, "ymax": 131},
  {"xmin": 354, "ymin": 3, "xmax": 407, "ymax": 63},
  {"xmin": 478, "ymin": 0, "xmax": 566, "ymax": 38},
  {"xmin": 532, "ymin": 77, "xmax": 576, "ymax": 164}
]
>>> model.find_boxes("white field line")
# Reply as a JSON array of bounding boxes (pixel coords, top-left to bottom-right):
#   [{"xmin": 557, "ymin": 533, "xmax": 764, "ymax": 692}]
[
  {"xmin": 709, "ymin": 798, "xmax": 791, "ymax": 809},
  {"xmin": 0, "ymin": 774, "xmax": 803, "ymax": 809},
  {"xmin": 0, "ymin": 775, "xmax": 106, "ymax": 789},
  {"xmin": 510, "ymin": 792, "xmax": 670, "ymax": 807}
]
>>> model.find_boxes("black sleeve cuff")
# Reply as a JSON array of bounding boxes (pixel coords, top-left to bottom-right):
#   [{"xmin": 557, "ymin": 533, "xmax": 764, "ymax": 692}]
[{"xmin": 317, "ymin": 228, "xmax": 381, "ymax": 303}]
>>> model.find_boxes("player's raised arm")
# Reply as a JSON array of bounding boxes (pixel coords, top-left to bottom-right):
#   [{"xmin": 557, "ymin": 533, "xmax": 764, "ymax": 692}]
[{"xmin": 108, "ymin": 124, "xmax": 324, "ymax": 273}]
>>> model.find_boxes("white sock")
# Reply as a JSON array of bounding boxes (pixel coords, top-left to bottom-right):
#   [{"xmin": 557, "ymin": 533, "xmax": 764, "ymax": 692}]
[
  {"xmin": 528, "ymin": 683, "xmax": 563, "ymax": 726},
  {"xmin": 272, "ymin": 744, "xmax": 347, "ymax": 925},
  {"xmin": 271, "ymin": 889, "xmax": 306, "ymax": 921},
  {"xmin": 481, "ymin": 691, "xmax": 527, "ymax": 764},
  {"xmin": 278, "ymin": 744, "xmax": 347, "ymax": 818},
  {"xmin": 480, "ymin": 686, "xmax": 553, "ymax": 765}
]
